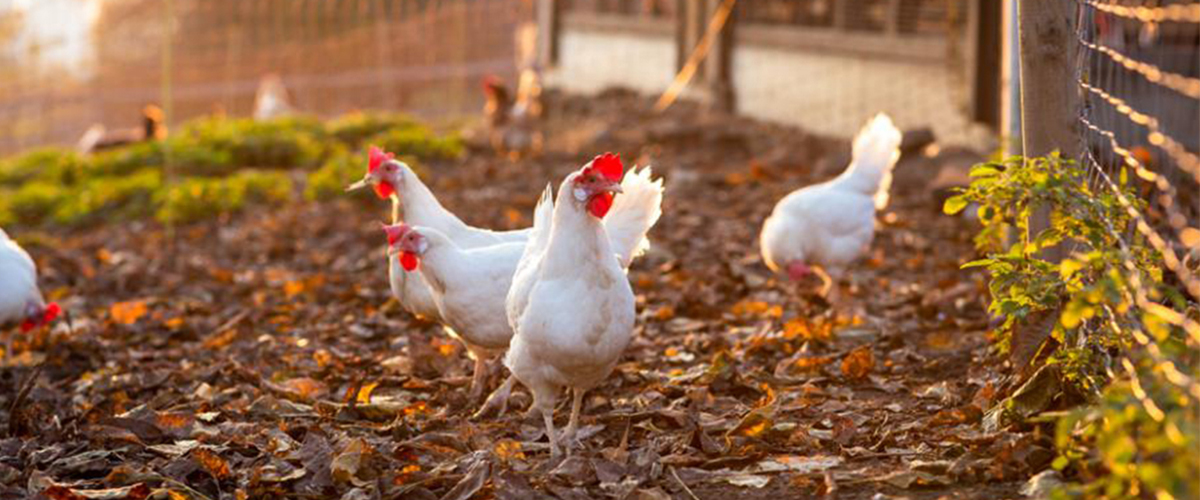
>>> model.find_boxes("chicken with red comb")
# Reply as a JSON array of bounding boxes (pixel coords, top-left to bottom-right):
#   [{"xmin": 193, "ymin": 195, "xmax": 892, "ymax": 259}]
[{"xmin": 1, "ymin": 228, "xmax": 61, "ymax": 361}]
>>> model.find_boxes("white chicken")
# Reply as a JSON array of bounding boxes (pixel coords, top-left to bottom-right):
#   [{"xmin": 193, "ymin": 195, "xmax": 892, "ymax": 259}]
[
  {"xmin": 0, "ymin": 228, "xmax": 60, "ymax": 359},
  {"xmin": 253, "ymin": 74, "xmax": 297, "ymax": 121},
  {"xmin": 383, "ymin": 223, "xmax": 525, "ymax": 406},
  {"xmin": 760, "ymin": 113, "xmax": 902, "ymax": 305},
  {"xmin": 348, "ymin": 146, "xmax": 530, "ymax": 323},
  {"xmin": 506, "ymin": 153, "xmax": 655, "ymax": 456}
]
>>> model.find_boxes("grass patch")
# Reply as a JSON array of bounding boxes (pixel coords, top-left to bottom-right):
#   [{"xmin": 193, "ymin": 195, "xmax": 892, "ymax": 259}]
[{"xmin": 0, "ymin": 111, "xmax": 458, "ymax": 228}]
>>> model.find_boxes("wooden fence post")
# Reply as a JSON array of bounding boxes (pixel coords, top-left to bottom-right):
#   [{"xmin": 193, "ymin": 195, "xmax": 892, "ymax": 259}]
[
  {"xmin": 536, "ymin": 0, "xmax": 560, "ymax": 68},
  {"xmin": 703, "ymin": 0, "xmax": 735, "ymax": 113},
  {"xmin": 1017, "ymin": 0, "xmax": 1078, "ymax": 260}
]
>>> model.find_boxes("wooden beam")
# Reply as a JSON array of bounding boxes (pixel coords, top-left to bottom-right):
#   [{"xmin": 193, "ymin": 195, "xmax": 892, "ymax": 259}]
[
  {"xmin": 1017, "ymin": 0, "xmax": 1078, "ymax": 159},
  {"xmin": 703, "ymin": 0, "xmax": 735, "ymax": 112},
  {"xmin": 1018, "ymin": 0, "xmax": 1077, "ymax": 259},
  {"xmin": 536, "ymin": 0, "xmax": 560, "ymax": 67}
]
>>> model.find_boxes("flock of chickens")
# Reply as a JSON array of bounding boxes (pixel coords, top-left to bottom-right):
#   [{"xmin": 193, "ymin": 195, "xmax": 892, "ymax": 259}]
[{"xmin": 1, "ymin": 111, "xmax": 903, "ymax": 457}]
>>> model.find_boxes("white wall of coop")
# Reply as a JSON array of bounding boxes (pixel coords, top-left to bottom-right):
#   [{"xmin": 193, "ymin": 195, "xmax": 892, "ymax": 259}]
[
  {"xmin": 733, "ymin": 45, "xmax": 982, "ymax": 147},
  {"xmin": 545, "ymin": 29, "xmax": 677, "ymax": 95}
]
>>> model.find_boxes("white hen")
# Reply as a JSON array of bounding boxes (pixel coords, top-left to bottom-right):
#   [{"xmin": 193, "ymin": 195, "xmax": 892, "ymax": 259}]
[
  {"xmin": 760, "ymin": 113, "xmax": 902, "ymax": 303},
  {"xmin": 383, "ymin": 223, "xmax": 525, "ymax": 406},
  {"xmin": 506, "ymin": 153, "xmax": 654, "ymax": 456},
  {"xmin": 0, "ymin": 228, "xmax": 60, "ymax": 359}
]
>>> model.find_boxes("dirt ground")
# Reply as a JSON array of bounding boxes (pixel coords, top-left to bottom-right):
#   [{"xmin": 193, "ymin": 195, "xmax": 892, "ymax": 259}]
[{"xmin": 1, "ymin": 91, "xmax": 1046, "ymax": 499}]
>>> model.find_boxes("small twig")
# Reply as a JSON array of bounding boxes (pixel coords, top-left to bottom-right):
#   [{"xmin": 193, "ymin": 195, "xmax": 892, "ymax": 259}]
[{"xmin": 669, "ymin": 466, "xmax": 700, "ymax": 500}]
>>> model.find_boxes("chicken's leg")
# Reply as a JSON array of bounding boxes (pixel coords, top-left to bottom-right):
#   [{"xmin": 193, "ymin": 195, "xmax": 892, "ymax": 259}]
[
  {"xmin": 542, "ymin": 405, "xmax": 562, "ymax": 457},
  {"xmin": 472, "ymin": 374, "xmax": 517, "ymax": 419},
  {"xmin": 562, "ymin": 388, "xmax": 585, "ymax": 452},
  {"xmin": 468, "ymin": 356, "xmax": 488, "ymax": 403}
]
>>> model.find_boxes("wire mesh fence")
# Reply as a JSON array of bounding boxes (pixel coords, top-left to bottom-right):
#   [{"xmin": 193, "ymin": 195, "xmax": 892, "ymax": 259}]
[
  {"xmin": 1071, "ymin": 0, "xmax": 1199, "ymax": 434},
  {"xmin": 0, "ymin": 0, "xmax": 534, "ymax": 156}
]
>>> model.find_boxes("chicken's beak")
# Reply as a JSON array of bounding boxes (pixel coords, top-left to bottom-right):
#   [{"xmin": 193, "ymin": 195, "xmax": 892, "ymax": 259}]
[{"xmin": 345, "ymin": 175, "xmax": 373, "ymax": 192}]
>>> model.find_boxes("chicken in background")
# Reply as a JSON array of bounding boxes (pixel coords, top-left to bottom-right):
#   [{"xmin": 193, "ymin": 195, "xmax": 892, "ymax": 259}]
[
  {"xmin": 77, "ymin": 104, "xmax": 165, "ymax": 154},
  {"xmin": 483, "ymin": 69, "xmax": 544, "ymax": 159},
  {"xmin": 506, "ymin": 153, "xmax": 657, "ymax": 456},
  {"xmin": 0, "ymin": 228, "xmax": 61, "ymax": 362},
  {"xmin": 253, "ymin": 73, "xmax": 297, "ymax": 121},
  {"xmin": 760, "ymin": 113, "xmax": 902, "ymax": 309}
]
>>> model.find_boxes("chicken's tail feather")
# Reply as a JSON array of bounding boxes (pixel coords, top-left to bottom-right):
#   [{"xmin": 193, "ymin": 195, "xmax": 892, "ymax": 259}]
[
  {"xmin": 846, "ymin": 113, "xmax": 902, "ymax": 210},
  {"xmin": 603, "ymin": 166, "xmax": 664, "ymax": 268}
]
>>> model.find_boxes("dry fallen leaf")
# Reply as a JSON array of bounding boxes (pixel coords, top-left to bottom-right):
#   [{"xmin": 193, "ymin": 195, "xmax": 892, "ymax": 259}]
[
  {"xmin": 110, "ymin": 300, "xmax": 149, "ymax": 325},
  {"xmin": 192, "ymin": 447, "xmax": 231, "ymax": 479},
  {"xmin": 841, "ymin": 346, "xmax": 875, "ymax": 380}
]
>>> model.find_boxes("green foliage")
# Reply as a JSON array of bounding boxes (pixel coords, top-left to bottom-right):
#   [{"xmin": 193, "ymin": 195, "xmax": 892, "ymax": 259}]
[
  {"xmin": 0, "ymin": 111, "xmax": 457, "ymax": 228},
  {"xmin": 174, "ymin": 116, "xmax": 329, "ymax": 170},
  {"xmin": 326, "ymin": 112, "xmax": 419, "ymax": 147},
  {"xmin": 366, "ymin": 126, "xmax": 463, "ymax": 162},
  {"xmin": 156, "ymin": 170, "xmax": 293, "ymax": 225},
  {"xmin": 0, "ymin": 147, "xmax": 86, "ymax": 185},
  {"xmin": 945, "ymin": 153, "xmax": 1153, "ymax": 365},
  {"xmin": 304, "ymin": 148, "xmax": 363, "ymax": 202},
  {"xmin": 948, "ymin": 153, "xmax": 1197, "ymax": 497},
  {"xmin": 1052, "ymin": 359, "xmax": 1199, "ymax": 500},
  {"xmin": 0, "ymin": 181, "xmax": 68, "ymax": 226}
]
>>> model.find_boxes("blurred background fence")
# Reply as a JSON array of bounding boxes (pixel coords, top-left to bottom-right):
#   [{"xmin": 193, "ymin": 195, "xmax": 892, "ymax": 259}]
[
  {"xmin": 1072, "ymin": 0, "xmax": 1200, "ymax": 405},
  {"xmin": 0, "ymin": 0, "xmax": 533, "ymax": 155}
]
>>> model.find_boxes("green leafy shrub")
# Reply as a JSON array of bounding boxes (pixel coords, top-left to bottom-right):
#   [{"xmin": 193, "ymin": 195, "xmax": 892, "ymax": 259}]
[
  {"xmin": 366, "ymin": 126, "xmax": 463, "ymax": 162},
  {"xmin": 2, "ymin": 182, "xmax": 69, "ymax": 226},
  {"xmin": 156, "ymin": 170, "xmax": 293, "ymax": 225},
  {"xmin": 0, "ymin": 147, "xmax": 87, "ymax": 186},
  {"xmin": 947, "ymin": 153, "xmax": 1197, "ymax": 498},
  {"xmin": 327, "ymin": 112, "xmax": 419, "ymax": 147},
  {"xmin": 53, "ymin": 169, "xmax": 163, "ymax": 225},
  {"xmin": 304, "ymin": 148, "xmax": 362, "ymax": 202},
  {"xmin": 175, "ymin": 116, "xmax": 328, "ymax": 170}
]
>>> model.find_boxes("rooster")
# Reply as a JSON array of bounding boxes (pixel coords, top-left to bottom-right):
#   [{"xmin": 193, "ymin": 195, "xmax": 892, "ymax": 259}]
[
  {"xmin": 506, "ymin": 153, "xmax": 656, "ymax": 456},
  {"xmin": 383, "ymin": 223, "xmax": 525, "ymax": 407},
  {"xmin": 77, "ymin": 105, "xmax": 165, "ymax": 154},
  {"xmin": 1, "ymin": 228, "xmax": 60, "ymax": 360},
  {"xmin": 760, "ymin": 113, "xmax": 902, "ymax": 307},
  {"xmin": 483, "ymin": 70, "xmax": 543, "ymax": 158}
]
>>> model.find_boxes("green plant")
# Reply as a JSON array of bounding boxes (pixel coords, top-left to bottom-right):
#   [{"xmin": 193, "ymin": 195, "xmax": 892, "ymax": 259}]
[
  {"xmin": 156, "ymin": 170, "xmax": 293, "ymax": 225},
  {"xmin": 947, "ymin": 153, "xmax": 1197, "ymax": 498},
  {"xmin": 327, "ymin": 112, "xmax": 419, "ymax": 147},
  {"xmin": 366, "ymin": 126, "xmax": 463, "ymax": 162},
  {"xmin": 0, "ymin": 147, "xmax": 86, "ymax": 186}
]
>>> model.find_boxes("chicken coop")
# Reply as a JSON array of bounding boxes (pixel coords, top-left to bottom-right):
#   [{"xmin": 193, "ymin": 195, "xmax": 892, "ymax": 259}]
[{"xmin": 537, "ymin": 0, "xmax": 1006, "ymax": 148}]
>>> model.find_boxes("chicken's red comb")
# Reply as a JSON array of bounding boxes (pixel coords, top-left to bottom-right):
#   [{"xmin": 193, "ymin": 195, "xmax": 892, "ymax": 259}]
[
  {"xmin": 381, "ymin": 223, "xmax": 411, "ymax": 246},
  {"xmin": 44, "ymin": 303, "xmax": 61, "ymax": 323},
  {"xmin": 585, "ymin": 153, "xmax": 624, "ymax": 182},
  {"xmin": 368, "ymin": 146, "xmax": 395, "ymax": 174}
]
